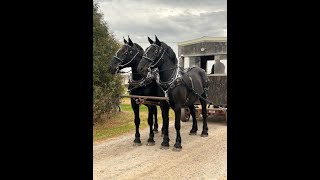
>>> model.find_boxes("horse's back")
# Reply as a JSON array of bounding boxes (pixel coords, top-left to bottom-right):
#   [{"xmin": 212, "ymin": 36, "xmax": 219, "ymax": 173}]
[{"xmin": 182, "ymin": 67, "xmax": 208, "ymax": 95}]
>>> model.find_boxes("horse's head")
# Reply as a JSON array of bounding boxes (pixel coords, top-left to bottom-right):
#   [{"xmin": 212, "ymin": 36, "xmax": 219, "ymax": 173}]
[
  {"xmin": 108, "ymin": 36, "xmax": 140, "ymax": 74},
  {"xmin": 137, "ymin": 35, "xmax": 165, "ymax": 77}
]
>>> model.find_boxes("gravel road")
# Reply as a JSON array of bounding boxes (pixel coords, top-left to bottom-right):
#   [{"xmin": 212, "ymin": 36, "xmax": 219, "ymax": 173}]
[{"xmin": 93, "ymin": 117, "xmax": 227, "ymax": 180}]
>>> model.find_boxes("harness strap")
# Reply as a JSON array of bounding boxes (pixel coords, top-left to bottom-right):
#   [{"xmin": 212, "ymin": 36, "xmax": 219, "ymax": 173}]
[
  {"xmin": 127, "ymin": 71, "xmax": 157, "ymax": 92},
  {"xmin": 180, "ymin": 73, "xmax": 215, "ymax": 105},
  {"xmin": 188, "ymin": 75, "xmax": 194, "ymax": 90}
]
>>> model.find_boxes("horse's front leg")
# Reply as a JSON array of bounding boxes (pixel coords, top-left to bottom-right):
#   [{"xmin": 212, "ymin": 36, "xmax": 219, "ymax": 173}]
[
  {"xmin": 131, "ymin": 98, "xmax": 142, "ymax": 146},
  {"xmin": 173, "ymin": 105, "xmax": 182, "ymax": 151},
  {"xmin": 160, "ymin": 101, "xmax": 170, "ymax": 149},
  {"xmin": 147, "ymin": 105, "xmax": 155, "ymax": 146},
  {"xmin": 152, "ymin": 105, "xmax": 159, "ymax": 134}
]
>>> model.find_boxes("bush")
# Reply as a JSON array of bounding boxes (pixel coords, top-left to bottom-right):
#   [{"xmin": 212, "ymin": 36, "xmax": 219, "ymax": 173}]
[{"xmin": 93, "ymin": 2, "xmax": 124, "ymax": 123}]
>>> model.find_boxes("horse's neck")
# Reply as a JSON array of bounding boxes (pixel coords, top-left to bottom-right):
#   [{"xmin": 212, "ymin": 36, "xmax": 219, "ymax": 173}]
[
  {"xmin": 131, "ymin": 57, "xmax": 143, "ymax": 81},
  {"xmin": 158, "ymin": 57, "xmax": 177, "ymax": 82}
]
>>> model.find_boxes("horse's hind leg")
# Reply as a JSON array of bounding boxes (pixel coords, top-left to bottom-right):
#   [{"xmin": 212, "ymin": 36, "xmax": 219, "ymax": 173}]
[
  {"xmin": 131, "ymin": 98, "xmax": 142, "ymax": 146},
  {"xmin": 200, "ymin": 94, "xmax": 208, "ymax": 137},
  {"xmin": 152, "ymin": 105, "xmax": 159, "ymax": 134},
  {"xmin": 189, "ymin": 105, "xmax": 198, "ymax": 135}
]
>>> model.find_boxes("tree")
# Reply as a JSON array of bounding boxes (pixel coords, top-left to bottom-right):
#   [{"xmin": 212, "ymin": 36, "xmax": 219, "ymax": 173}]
[{"xmin": 93, "ymin": 2, "xmax": 124, "ymax": 123}]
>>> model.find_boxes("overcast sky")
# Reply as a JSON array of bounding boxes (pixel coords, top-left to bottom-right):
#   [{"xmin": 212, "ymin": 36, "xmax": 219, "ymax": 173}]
[{"xmin": 95, "ymin": 0, "xmax": 227, "ymax": 56}]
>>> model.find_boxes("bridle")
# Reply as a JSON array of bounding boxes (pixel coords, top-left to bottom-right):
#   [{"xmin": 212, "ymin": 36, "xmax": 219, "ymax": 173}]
[
  {"xmin": 113, "ymin": 44, "xmax": 157, "ymax": 92},
  {"xmin": 142, "ymin": 43, "xmax": 181, "ymax": 98},
  {"xmin": 113, "ymin": 44, "xmax": 140, "ymax": 72},
  {"xmin": 142, "ymin": 44, "xmax": 165, "ymax": 68}
]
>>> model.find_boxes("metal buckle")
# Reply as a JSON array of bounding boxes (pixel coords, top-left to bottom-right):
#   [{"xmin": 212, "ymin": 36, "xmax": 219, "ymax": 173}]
[
  {"xmin": 169, "ymin": 82, "xmax": 175, "ymax": 89},
  {"xmin": 139, "ymin": 81, "xmax": 145, "ymax": 87}
]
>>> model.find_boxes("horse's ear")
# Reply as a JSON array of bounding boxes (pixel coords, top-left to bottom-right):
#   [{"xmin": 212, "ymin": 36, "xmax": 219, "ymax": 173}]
[
  {"xmin": 148, "ymin": 36, "xmax": 154, "ymax": 44},
  {"xmin": 155, "ymin": 35, "xmax": 161, "ymax": 46},
  {"xmin": 123, "ymin": 36, "xmax": 128, "ymax": 44},
  {"xmin": 128, "ymin": 35, "xmax": 133, "ymax": 46}
]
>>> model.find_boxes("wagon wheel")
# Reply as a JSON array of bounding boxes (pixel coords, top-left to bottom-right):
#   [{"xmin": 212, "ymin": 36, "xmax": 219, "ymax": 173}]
[{"xmin": 181, "ymin": 108, "xmax": 190, "ymax": 122}]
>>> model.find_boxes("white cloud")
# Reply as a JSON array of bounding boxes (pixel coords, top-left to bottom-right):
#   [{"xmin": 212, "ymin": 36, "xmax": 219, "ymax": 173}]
[{"xmin": 95, "ymin": 0, "xmax": 227, "ymax": 55}]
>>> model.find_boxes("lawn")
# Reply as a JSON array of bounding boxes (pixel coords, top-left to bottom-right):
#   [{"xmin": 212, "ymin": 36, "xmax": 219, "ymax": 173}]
[{"xmin": 93, "ymin": 98, "xmax": 175, "ymax": 142}]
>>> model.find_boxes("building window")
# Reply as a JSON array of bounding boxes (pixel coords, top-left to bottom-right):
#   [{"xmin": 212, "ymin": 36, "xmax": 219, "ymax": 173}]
[{"xmin": 184, "ymin": 57, "xmax": 190, "ymax": 68}]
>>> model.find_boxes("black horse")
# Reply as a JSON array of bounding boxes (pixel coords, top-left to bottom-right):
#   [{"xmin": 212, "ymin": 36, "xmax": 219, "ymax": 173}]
[
  {"xmin": 108, "ymin": 36, "xmax": 165, "ymax": 146},
  {"xmin": 137, "ymin": 36, "xmax": 210, "ymax": 151}
]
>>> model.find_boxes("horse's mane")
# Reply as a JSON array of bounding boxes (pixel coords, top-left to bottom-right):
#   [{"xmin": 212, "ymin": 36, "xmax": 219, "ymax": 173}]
[
  {"xmin": 161, "ymin": 42, "xmax": 178, "ymax": 65},
  {"xmin": 133, "ymin": 43, "xmax": 144, "ymax": 54}
]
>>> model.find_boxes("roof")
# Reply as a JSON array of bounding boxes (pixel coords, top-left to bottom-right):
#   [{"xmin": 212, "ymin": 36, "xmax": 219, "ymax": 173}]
[{"xmin": 177, "ymin": 36, "xmax": 227, "ymax": 46}]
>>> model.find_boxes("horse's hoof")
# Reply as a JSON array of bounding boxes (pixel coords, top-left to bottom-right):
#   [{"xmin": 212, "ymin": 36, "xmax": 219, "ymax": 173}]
[
  {"xmin": 189, "ymin": 132, "xmax": 197, "ymax": 135},
  {"xmin": 133, "ymin": 142, "xmax": 142, "ymax": 146},
  {"xmin": 172, "ymin": 147, "xmax": 182, "ymax": 151},
  {"xmin": 160, "ymin": 145, "xmax": 169, "ymax": 150},
  {"xmin": 146, "ymin": 141, "xmax": 155, "ymax": 146},
  {"xmin": 200, "ymin": 133, "xmax": 208, "ymax": 137},
  {"xmin": 173, "ymin": 143, "xmax": 182, "ymax": 151},
  {"xmin": 160, "ymin": 141, "xmax": 169, "ymax": 149}
]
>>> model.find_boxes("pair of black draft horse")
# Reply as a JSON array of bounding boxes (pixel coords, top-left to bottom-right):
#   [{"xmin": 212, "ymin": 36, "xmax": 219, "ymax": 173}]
[{"xmin": 108, "ymin": 36, "xmax": 210, "ymax": 151}]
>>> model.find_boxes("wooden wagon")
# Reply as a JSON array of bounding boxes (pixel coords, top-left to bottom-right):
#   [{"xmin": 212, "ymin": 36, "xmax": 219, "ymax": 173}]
[{"xmin": 177, "ymin": 36, "xmax": 227, "ymax": 122}]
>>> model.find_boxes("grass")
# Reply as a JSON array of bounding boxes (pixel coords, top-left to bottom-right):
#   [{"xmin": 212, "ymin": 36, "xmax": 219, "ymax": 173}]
[
  {"xmin": 120, "ymin": 104, "xmax": 148, "ymax": 111},
  {"xmin": 93, "ymin": 98, "xmax": 175, "ymax": 142}
]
